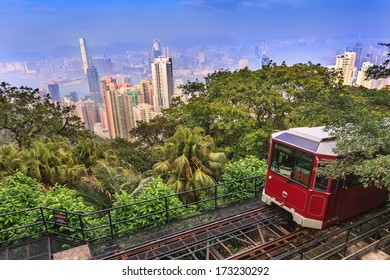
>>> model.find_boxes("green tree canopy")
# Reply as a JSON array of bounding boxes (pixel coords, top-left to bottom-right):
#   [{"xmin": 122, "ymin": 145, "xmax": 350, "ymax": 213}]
[
  {"xmin": 165, "ymin": 63, "xmax": 340, "ymax": 159},
  {"xmin": 0, "ymin": 82, "xmax": 91, "ymax": 148},
  {"xmin": 322, "ymin": 88, "xmax": 390, "ymax": 190},
  {"xmin": 365, "ymin": 43, "xmax": 390, "ymax": 79}
]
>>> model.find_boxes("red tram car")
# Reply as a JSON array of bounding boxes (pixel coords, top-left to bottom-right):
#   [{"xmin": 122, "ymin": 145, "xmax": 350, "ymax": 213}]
[{"xmin": 261, "ymin": 126, "xmax": 388, "ymax": 229}]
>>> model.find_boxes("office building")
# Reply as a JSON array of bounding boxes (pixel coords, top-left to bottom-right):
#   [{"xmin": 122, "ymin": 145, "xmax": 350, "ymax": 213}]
[
  {"xmin": 47, "ymin": 80, "xmax": 61, "ymax": 103},
  {"xmin": 153, "ymin": 39, "xmax": 162, "ymax": 59},
  {"xmin": 92, "ymin": 56, "xmax": 112, "ymax": 75},
  {"xmin": 352, "ymin": 39, "xmax": 363, "ymax": 70},
  {"xmin": 69, "ymin": 91, "xmax": 79, "ymax": 102},
  {"xmin": 74, "ymin": 99, "xmax": 98, "ymax": 131},
  {"xmin": 87, "ymin": 65, "xmax": 103, "ymax": 105},
  {"xmin": 79, "ymin": 38, "xmax": 90, "ymax": 74}
]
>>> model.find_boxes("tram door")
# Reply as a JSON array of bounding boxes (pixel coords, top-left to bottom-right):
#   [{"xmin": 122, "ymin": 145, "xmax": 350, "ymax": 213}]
[{"xmin": 324, "ymin": 179, "xmax": 344, "ymax": 225}]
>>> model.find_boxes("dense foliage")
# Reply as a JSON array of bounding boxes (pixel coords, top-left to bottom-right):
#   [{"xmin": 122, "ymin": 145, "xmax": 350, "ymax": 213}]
[
  {"xmin": 1, "ymin": 59, "xmax": 389, "ymax": 245},
  {"xmin": 112, "ymin": 177, "xmax": 191, "ymax": 233},
  {"xmin": 0, "ymin": 82, "xmax": 90, "ymax": 148},
  {"xmin": 219, "ymin": 156, "xmax": 267, "ymax": 203},
  {"xmin": 165, "ymin": 63, "xmax": 341, "ymax": 159},
  {"xmin": 153, "ymin": 125, "xmax": 226, "ymax": 203},
  {"xmin": 366, "ymin": 43, "xmax": 390, "ymax": 79}
]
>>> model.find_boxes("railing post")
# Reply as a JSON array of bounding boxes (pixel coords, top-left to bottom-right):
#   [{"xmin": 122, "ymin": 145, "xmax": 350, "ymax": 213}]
[
  {"xmin": 164, "ymin": 197, "xmax": 169, "ymax": 224},
  {"xmin": 108, "ymin": 210, "xmax": 114, "ymax": 240},
  {"xmin": 343, "ymin": 230, "xmax": 350, "ymax": 257},
  {"xmin": 254, "ymin": 177, "xmax": 258, "ymax": 198},
  {"xmin": 79, "ymin": 214, "xmax": 86, "ymax": 242},
  {"xmin": 214, "ymin": 184, "xmax": 218, "ymax": 210},
  {"xmin": 40, "ymin": 207, "xmax": 48, "ymax": 235}
]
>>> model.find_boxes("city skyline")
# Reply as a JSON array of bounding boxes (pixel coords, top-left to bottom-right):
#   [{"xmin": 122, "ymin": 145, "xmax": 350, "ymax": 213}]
[{"xmin": 1, "ymin": 0, "xmax": 389, "ymax": 64}]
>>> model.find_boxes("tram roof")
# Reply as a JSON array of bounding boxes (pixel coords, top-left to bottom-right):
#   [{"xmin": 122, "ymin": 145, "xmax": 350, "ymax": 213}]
[{"xmin": 272, "ymin": 126, "xmax": 338, "ymax": 156}]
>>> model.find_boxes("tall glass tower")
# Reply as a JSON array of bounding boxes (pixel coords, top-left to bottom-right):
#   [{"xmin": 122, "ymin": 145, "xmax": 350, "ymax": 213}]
[
  {"xmin": 47, "ymin": 80, "xmax": 61, "ymax": 103},
  {"xmin": 153, "ymin": 39, "xmax": 162, "ymax": 59},
  {"xmin": 87, "ymin": 65, "xmax": 103, "ymax": 105},
  {"xmin": 79, "ymin": 38, "xmax": 90, "ymax": 74}
]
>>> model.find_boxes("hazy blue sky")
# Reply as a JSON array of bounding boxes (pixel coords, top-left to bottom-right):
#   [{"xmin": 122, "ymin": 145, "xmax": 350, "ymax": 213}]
[{"xmin": 1, "ymin": 0, "xmax": 389, "ymax": 63}]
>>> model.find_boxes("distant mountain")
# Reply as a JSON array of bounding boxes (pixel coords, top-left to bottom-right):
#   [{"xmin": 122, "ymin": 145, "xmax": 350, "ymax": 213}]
[
  {"xmin": 2, "ymin": 41, "xmax": 149, "ymax": 61},
  {"xmin": 45, "ymin": 45, "xmax": 80, "ymax": 57},
  {"xmin": 4, "ymin": 45, "xmax": 79, "ymax": 61},
  {"xmin": 91, "ymin": 42, "xmax": 148, "ymax": 56}
]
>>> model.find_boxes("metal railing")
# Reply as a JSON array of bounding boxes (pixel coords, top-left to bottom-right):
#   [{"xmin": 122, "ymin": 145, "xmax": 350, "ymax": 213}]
[{"xmin": 0, "ymin": 175, "xmax": 264, "ymax": 248}]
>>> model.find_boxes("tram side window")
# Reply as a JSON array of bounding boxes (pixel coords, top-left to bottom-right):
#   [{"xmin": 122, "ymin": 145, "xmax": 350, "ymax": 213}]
[
  {"xmin": 314, "ymin": 164, "xmax": 329, "ymax": 192},
  {"xmin": 347, "ymin": 175, "xmax": 363, "ymax": 187},
  {"xmin": 270, "ymin": 143, "xmax": 314, "ymax": 187}
]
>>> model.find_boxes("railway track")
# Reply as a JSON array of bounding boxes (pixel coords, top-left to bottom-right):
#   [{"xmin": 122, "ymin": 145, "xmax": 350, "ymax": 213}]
[
  {"xmin": 99, "ymin": 205, "xmax": 293, "ymax": 260},
  {"xmin": 275, "ymin": 204, "xmax": 390, "ymax": 260},
  {"xmin": 97, "ymin": 202, "xmax": 390, "ymax": 260}
]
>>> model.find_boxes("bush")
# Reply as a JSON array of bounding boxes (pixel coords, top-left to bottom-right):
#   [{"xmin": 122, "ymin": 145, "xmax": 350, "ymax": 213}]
[
  {"xmin": 0, "ymin": 172, "xmax": 45, "ymax": 242},
  {"xmin": 112, "ymin": 177, "xmax": 191, "ymax": 234},
  {"xmin": 219, "ymin": 156, "xmax": 267, "ymax": 203}
]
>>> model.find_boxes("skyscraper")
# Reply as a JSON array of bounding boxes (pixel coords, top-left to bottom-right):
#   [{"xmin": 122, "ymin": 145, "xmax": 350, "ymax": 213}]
[
  {"xmin": 352, "ymin": 38, "xmax": 363, "ymax": 70},
  {"xmin": 151, "ymin": 56, "xmax": 174, "ymax": 111},
  {"xmin": 261, "ymin": 43, "xmax": 270, "ymax": 68},
  {"xmin": 74, "ymin": 99, "xmax": 97, "ymax": 131},
  {"xmin": 79, "ymin": 38, "xmax": 90, "ymax": 74},
  {"xmin": 47, "ymin": 80, "xmax": 61, "ymax": 103},
  {"xmin": 92, "ymin": 56, "xmax": 112, "ymax": 75},
  {"xmin": 153, "ymin": 39, "xmax": 162, "ymax": 59},
  {"xmin": 87, "ymin": 65, "xmax": 103, "ymax": 105},
  {"xmin": 198, "ymin": 51, "xmax": 206, "ymax": 69},
  {"xmin": 69, "ymin": 91, "xmax": 79, "ymax": 102}
]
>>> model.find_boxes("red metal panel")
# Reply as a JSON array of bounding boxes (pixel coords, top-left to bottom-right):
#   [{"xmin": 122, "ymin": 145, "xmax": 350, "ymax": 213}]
[
  {"xmin": 307, "ymin": 194, "xmax": 327, "ymax": 217},
  {"xmin": 338, "ymin": 185, "xmax": 388, "ymax": 221},
  {"xmin": 265, "ymin": 172, "xmax": 308, "ymax": 213}
]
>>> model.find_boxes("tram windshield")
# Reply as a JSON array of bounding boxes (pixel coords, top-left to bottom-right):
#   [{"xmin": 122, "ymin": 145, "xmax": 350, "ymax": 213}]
[{"xmin": 270, "ymin": 142, "xmax": 314, "ymax": 187}]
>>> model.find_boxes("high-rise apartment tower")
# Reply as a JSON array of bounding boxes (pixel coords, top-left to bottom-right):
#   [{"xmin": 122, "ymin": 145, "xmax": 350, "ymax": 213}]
[
  {"xmin": 151, "ymin": 56, "xmax": 174, "ymax": 111},
  {"xmin": 335, "ymin": 51, "xmax": 356, "ymax": 86}
]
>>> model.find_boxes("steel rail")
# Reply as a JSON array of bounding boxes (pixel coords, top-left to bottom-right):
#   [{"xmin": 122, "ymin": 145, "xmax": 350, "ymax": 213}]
[
  {"xmin": 166, "ymin": 214, "xmax": 292, "ymax": 260},
  {"xmin": 99, "ymin": 205, "xmax": 284, "ymax": 260},
  {"xmin": 226, "ymin": 228, "xmax": 313, "ymax": 260},
  {"xmin": 274, "ymin": 205, "xmax": 390, "ymax": 260}
]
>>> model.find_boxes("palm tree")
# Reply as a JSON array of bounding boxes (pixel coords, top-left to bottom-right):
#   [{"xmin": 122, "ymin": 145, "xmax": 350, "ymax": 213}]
[
  {"xmin": 16, "ymin": 138, "xmax": 86, "ymax": 188},
  {"xmin": 80, "ymin": 160, "xmax": 143, "ymax": 209},
  {"xmin": 0, "ymin": 144, "xmax": 22, "ymax": 181},
  {"xmin": 72, "ymin": 138, "xmax": 119, "ymax": 174},
  {"xmin": 153, "ymin": 125, "xmax": 226, "ymax": 203}
]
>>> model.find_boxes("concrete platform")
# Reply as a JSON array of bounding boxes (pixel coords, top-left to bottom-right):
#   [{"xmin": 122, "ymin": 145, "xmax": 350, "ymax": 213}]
[
  {"xmin": 53, "ymin": 244, "xmax": 91, "ymax": 260},
  {"xmin": 361, "ymin": 251, "xmax": 390, "ymax": 260}
]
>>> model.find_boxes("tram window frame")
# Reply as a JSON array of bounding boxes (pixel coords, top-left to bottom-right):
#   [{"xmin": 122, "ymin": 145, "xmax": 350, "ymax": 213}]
[
  {"xmin": 313, "ymin": 163, "xmax": 329, "ymax": 192},
  {"xmin": 347, "ymin": 175, "xmax": 363, "ymax": 187},
  {"xmin": 270, "ymin": 142, "xmax": 314, "ymax": 188}
]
